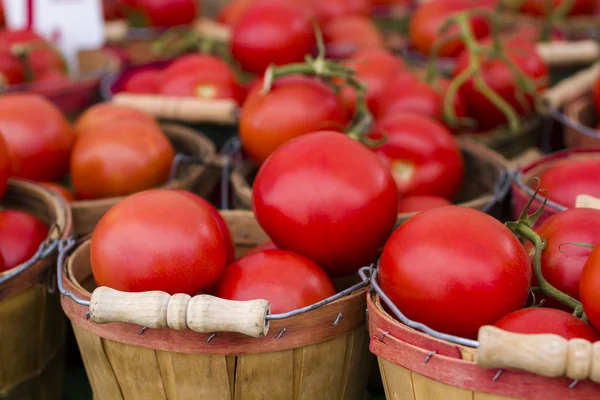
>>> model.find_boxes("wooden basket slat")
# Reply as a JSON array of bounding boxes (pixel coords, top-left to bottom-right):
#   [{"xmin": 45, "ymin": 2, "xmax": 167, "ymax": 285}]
[{"xmin": 564, "ymin": 95, "xmax": 600, "ymax": 149}]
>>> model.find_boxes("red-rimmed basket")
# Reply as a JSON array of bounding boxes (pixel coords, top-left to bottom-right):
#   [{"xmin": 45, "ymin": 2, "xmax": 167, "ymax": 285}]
[{"xmin": 58, "ymin": 210, "xmax": 372, "ymax": 400}]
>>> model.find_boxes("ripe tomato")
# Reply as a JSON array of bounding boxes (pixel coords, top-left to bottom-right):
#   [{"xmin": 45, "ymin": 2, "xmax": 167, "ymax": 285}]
[
  {"xmin": 70, "ymin": 119, "xmax": 174, "ymax": 199},
  {"xmin": 581, "ymin": 243, "xmax": 600, "ymax": 330},
  {"xmin": 454, "ymin": 38, "xmax": 549, "ymax": 131},
  {"xmin": 214, "ymin": 250, "xmax": 336, "ymax": 313},
  {"xmin": 494, "ymin": 308, "xmax": 600, "ymax": 341},
  {"xmin": 397, "ymin": 196, "xmax": 452, "ymax": 214},
  {"xmin": 231, "ymin": 0, "xmax": 315, "ymax": 74},
  {"xmin": 0, "ymin": 134, "xmax": 10, "ymax": 201},
  {"xmin": 409, "ymin": 0, "xmax": 493, "ymax": 58},
  {"xmin": 123, "ymin": 70, "xmax": 160, "ymax": 94},
  {"xmin": 91, "ymin": 190, "xmax": 226, "ymax": 294},
  {"xmin": 246, "ymin": 241, "xmax": 279, "ymax": 257},
  {"xmin": 74, "ymin": 103, "xmax": 158, "ymax": 139},
  {"xmin": 173, "ymin": 190, "xmax": 235, "ymax": 265},
  {"xmin": 538, "ymin": 158, "xmax": 600, "ymax": 208},
  {"xmin": 0, "ymin": 252, "xmax": 5, "ymax": 273},
  {"xmin": 380, "ymin": 206, "xmax": 531, "ymax": 338},
  {"xmin": 39, "ymin": 182, "xmax": 75, "ymax": 202},
  {"xmin": 253, "ymin": 131, "xmax": 398, "ymax": 277},
  {"xmin": 339, "ymin": 49, "xmax": 407, "ymax": 114},
  {"xmin": 0, "ymin": 43, "xmax": 24, "ymax": 85},
  {"xmin": 0, "ymin": 94, "xmax": 74, "ymax": 181},
  {"xmin": 119, "ymin": 0, "xmax": 198, "ymax": 27},
  {"xmin": 309, "ymin": 0, "xmax": 372, "ymax": 23},
  {"xmin": 103, "ymin": 0, "xmax": 124, "ymax": 20},
  {"xmin": 322, "ymin": 15, "xmax": 385, "ymax": 57},
  {"xmin": 373, "ymin": 113, "xmax": 464, "ymax": 199},
  {"xmin": 516, "ymin": 0, "xmax": 596, "ymax": 16},
  {"xmin": 0, "ymin": 210, "xmax": 48, "ymax": 269},
  {"xmin": 216, "ymin": 0, "xmax": 254, "ymax": 27},
  {"xmin": 240, "ymin": 75, "xmax": 348, "ymax": 165},
  {"xmin": 593, "ymin": 73, "xmax": 600, "ymax": 117},
  {"xmin": 0, "ymin": 30, "xmax": 66, "ymax": 78}
]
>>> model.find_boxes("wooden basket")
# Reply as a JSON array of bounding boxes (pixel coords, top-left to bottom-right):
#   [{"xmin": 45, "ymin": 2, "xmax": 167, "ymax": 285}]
[
  {"xmin": 70, "ymin": 123, "xmax": 220, "ymax": 236},
  {"xmin": 59, "ymin": 210, "xmax": 371, "ymax": 400},
  {"xmin": 367, "ymin": 290, "xmax": 600, "ymax": 400},
  {"xmin": 0, "ymin": 179, "xmax": 73, "ymax": 400},
  {"xmin": 231, "ymin": 136, "xmax": 511, "ymax": 223},
  {"xmin": 563, "ymin": 95, "xmax": 600, "ymax": 148}
]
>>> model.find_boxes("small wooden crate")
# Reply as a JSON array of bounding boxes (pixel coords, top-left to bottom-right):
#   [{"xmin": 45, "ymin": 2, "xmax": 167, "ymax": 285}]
[
  {"xmin": 563, "ymin": 95, "xmax": 600, "ymax": 148},
  {"xmin": 60, "ymin": 210, "xmax": 371, "ymax": 400},
  {"xmin": 0, "ymin": 179, "xmax": 73, "ymax": 399},
  {"xmin": 70, "ymin": 123, "xmax": 221, "ymax": 236}
]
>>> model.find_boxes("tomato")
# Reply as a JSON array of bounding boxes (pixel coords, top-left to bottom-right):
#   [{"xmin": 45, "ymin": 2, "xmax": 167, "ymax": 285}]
[
  {"xmin": 380, "ymin": 206, "xmax": 531, "ymax": 338},
  {"xmin": 515, "ymin": 0, "xmax": 596, "ymax": 16},
  {"xmin": 253, "ymin": 131, "xmax": 398, "ymax": 277},
  {"xmin": 0, "ymin": 94, "xmax": 74, "ymax": 181},
  {"xmin": 409, "ymin": 0, "xmax": 493, "ymax": 58},
  {"xmin": 0, "ymin": 210, "xmax": 48, "ymax": 270},
  {"xmin": 240, "ymin": 75, "xmax": 348, "ymax": 165},
  {"xmin": 39, "ymin": 182, "xmax": 75, "ymax": 202},
  {"xmin": 339, "ymin": 49, "xmax": 407, "ymax": 114},
  {"xmin": 74, "ymin": 103, "xmax": 158, "ymax": 139},
  {"xmin": 494, "ymin": 308, "xmax": 600, "ymax": 341},
  {"xmin": 0, "ymin": 43, "xmax": 24, "ymax": 85},
  {"xmin": 246, "ymin": 241, "xmax": 279, "ymax": 257},
  {"xmin": 70, "ymin": 119, "xmax": 174, "ymax": 199},
  {"xmin": 91, "ymin": 190, "xmax": 226, "ymax": 294},
  {"xmin": 119, "ymin": 0, "xmax": 198, "ymax": 27},
  {"xmin": 322, "ymin": 15, "xmax": 385, "ymax": 57},
  {"xmin": 397, "ymin": 195, "xmax": 452, "ymax": 214},
  {"xmin": 174, "ymin": 190, "xmax": 235, "ymax": 265},
  {"xmin": 593, "ymin": 73, "xmax": 600, "ymax": 117},
  {"xmin": 309, "ymin": 0, "xmax": 372, "ymax": 22},
  {"xmin": 123, "ymin": 70, "xmax": 160, "ymax": 94},
  {"xmin": 581, "ymin": 241, "xmax": 600, "ymax": 330},
  {"xmin": 538, "ymin": 158, "xmax": 600, "ymax": 208},
  {"xmin": 216, "ymin": 0, "xmax": 254, "ymax": 27},
  {"xmin": 103, "ymin": 0, "xmax": 124, "ymax": 20},
  {"xmin": 0, "ymin": 30, "xmax": 66, "ymax": 78},
  {"xmin": 454, "ymin": 38, "xmax": 549, "ymax": 131},
  {"xmin": 0, "ymin": 133, "xmax": 10, "ymax": 201},
  {"xmin": 0, "ymin": 252, "xmax": 5, "ymax": 273},
  {"xmin": 373, "ymin": 113, "xmax": 464, "ymax": 199},
  {"xmin": 215, "ymin": 250, "xmax": 336, "ymax": 313},
  {"xmin": 231, "ymin": 0, "xmax": 315, "ymax": 74}
]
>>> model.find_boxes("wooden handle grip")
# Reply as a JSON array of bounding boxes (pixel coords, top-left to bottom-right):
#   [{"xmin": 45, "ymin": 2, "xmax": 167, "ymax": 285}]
[
  {"xmin": 536, "ymin": 40, "xmax": 600, "ymax": 67},
  {"xmin": 193, "ymin": 19, "xmax": 232, "ymax": 43},
  {"xmin": 89, "ymin": 287, "xmax": 271, "ymax": 338},
  {"xmin": 541, "ymin": 62, "xmax": 600, "ymax": 111},
  {"xmin": 111, "ymin": 93, "xmax": 238, "ymax": 124},
  {"xmin": 104, "ymin": 20, "xmax": 129, "ymax": 43},
  {"xmin": 477, "ymin": 325, "xmax": 600, "ymax": 382}
]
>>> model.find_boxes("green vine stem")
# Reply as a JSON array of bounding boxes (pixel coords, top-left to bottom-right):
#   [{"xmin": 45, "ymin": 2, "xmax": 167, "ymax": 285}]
[
  {"xmin": 262, "ymin": 24, "xmax": 374, "ymax": 144},
  {"xmin": 539, "ymin": 0, "xmax": 575, "ymax": 42}
]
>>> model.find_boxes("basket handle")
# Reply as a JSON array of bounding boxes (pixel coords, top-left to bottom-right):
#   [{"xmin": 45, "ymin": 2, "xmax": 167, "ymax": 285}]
[
  {"xmin": 476, "ymin": 325, "xmax": 600, "ymax": 382},
  {"xmin": 111, "ymin": 93, "xmax": 238, "ymax": 125},
  {"xmin": 536, "ymin": 40, "xmax": 600, "ymax": 67},
  {"xmin": 540, "ymin": 62, "xmax": 600, "ymax": 112},
  {"xmin": 89, "ymin": 286, "xmax": 271, "ymax": 338}
]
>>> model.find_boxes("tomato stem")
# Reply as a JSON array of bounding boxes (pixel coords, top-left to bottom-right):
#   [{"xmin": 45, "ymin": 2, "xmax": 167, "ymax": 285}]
[{"xmin": 539, "ymin": 0, "xmax": 574, "ymax": 41}]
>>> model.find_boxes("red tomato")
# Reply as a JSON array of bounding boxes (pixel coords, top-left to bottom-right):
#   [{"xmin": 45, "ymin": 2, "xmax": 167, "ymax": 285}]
[
  {"xmin": 593, "ymin": 73, "xmax": 600, "ymax": 117},
  {"xmin": 322, "ymin": 15, "xmax": 385, "ymax": 57},
  {"xmin": 91, "ymin": 190, "xmax": 226, "ymax": 294},
  {"xmin": 538, "ymin": 158, "xmax": 600, "ymax": 208},
  {"xmin": 397, "ymin": 196, "xmax": 452, "ymax": 214},
  {"xmin": 454, "ymin": 38, "xmax": 549, "ymax": 131},
  {"xmin": 0, "ymin": 210, "xmax": 48, "ymax": 269},
  {"xmin": 309, "ymin": 0, "xmax": 372, "ymax": 23},
  {"xmin": 39, "ymin": 182, "xmax": 75, "ymax": 202},
  {"xmin": 119, "ymin": 0, "xmax": 198, "ymax": 27},
  {"xmin": 231, "ymin": 0, "xmax": 315, "ymax": 74},
  {"xmin": 517, "ymin": 0, "xmax": 596, "ymax": 16},
  {"xmin": 373, "ymin": 113, "xmax": 464, "ymax": 199},
  {"xmin": 0, "ymin": 43, "xmax": 24, "ymax": 85},
  {"xmin": 0, "ymin": 94, "xmax": 74, "ymax": 181},
  {"xmin": 409, "ymin": 0, "xmax": 493, "ymax": 58},
  {"xmin": 161, "ymin": 54, "xmax": 236, "ymax": 84},
  {"xmin": 581, "ymin": 242, "xmax": 600, "ymax": 330},
  {"xmin": 0, "ymin": 134, "xmax": 10, "ymax": 201},
  {"xmin": 214, "ymin": 250, "xmax": 336, "ymax": 313},
  {"xmin": 494, "ymin": 308, "xmax": 600, "ymax": 341},
  {"xmin": 173, "ymin": 190, "xmax": 236, "ymax": 265},
  {"xmin": 0, "ymin": 30, "xmax": 66, "ymax": 78},
  {"xmin": 253, "ymin": 131, "xmax": 398, "ymax": 277},
  {"xmin": 123, "ymin": 70, "xmax": 160, "ymax": 94},
  {"xmin": 245, "ymin": 241, "xmax": 279, "ymax": 257},
  {"xmin": 74, "ymin": 103, "xmax": 158, "ymax": 139},
  {"xmin": 339, "ymin": 49, "xmax": 407, "ymax": 114},
  {"xmin": 103, "ymin": 0, "xmax": 124, "ymax": 20},
  {"xmin": 380, "ymin": 206, "xmax": 531, "ymax": 338},
  {"xmin": 240, "ymin": 75, "xmax": 348, "ymax": 165},
  {"xmin": 216, "ymin": 0, "xmax": 254, "ymax": 27},
  {"xmin": 0, "ymin": 252, "xmax": 5, "ymax": 273},
  {"xmin": 70, "ymin": 119, "xmax": 174, "ymax": 199}
]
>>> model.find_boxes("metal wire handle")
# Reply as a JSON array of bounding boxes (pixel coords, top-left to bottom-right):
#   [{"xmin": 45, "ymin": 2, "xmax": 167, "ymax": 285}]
[
  {"xmin": 480, "ymin": 169, "xmax": 513, "ymax": 215},
  {"xmin": 547, "ymin": 105, "xmax": 600, "ymax": 139},
  {"xmin": 0, "ymin": 239, "xmax": 60, "ymax": 285}
]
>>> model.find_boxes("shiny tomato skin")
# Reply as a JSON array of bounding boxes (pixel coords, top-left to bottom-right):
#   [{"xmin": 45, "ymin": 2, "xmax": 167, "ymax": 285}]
[
  {"xmin": 119, "ymin": 0, "xmax": 198, "ymax": 27},
  {"xmin": 173, "ymin": 190, "xmax": 236, "ymax": 265},
  {"xmin": 0, "ymin": 94, "xmax": 74, "ymax": 181},
  {"xmin": 494, "ymin": 308, "xmax": 600, "ymax": 341},
  {"xmin": 581, "ymin": 244, "xmax": 600, "ymax": 330},
  {"xmin": 0, "ymin": 43, "xmax": 24, "ymax": 85},
  {"xmin": 252, "ymin": 131, "xmax": 398, "ymax": 277},
  {"xmin": 538, "ymin": 158, "xmax": 600, "ymax": 208},
  {"xmin": 517, "ymin": 0, "xmax": 596, "ymax": 15},
  {"xmin": 74, "ymin": 103, "xmax": 158, "ymax": 139},
  {"xmin": 0, "ymin": 210, "xmax": 48, "ymax": 269},
  {"xmin": 309, "ymin": 0, "xmax": 372, "ymax": 23},
  {"xmin": 397, "ymin": 195, "xmax": 452, "ymax": 214},
  {"xmin": 214, "ymin": 249, "xmax": 336, "ymax": 314},
  {"xmin": 373, "ymin": 113, "xmax": 464, "ymax": 200},
  {"xmin": 380, "ymin": 206, "xmax": 531, "ymax": 339},
  {"xmin": 245, "ymin": 241, "xmax": 279, "ymax": 257},
  {"xmin": 162, "ymin": 54, "xmax": 234, "ymax": 82},
  {"xmin": 454, "ymin": 39, "xmax": 549, "ymax": 131},
  {"xmin": 240, "ymin": 76, "xmax": 348, "ymax": 165},
  {"xmin": 91, "ymin": 190, "xmax": 226, "ymax": 294},
  {"xmin": 123, "ymin": 70, "xmax": 160, "ymax": 94},
  {"xmin": 323, "ymin": 15, "xmax": 385, "ymax": 57},
  {"xmin": 70, "ymin": 119, "xmax": 174, "ymax": 199},
  {"xmin": 39, "ymin": 182, "xmax": 75, "ymax": 202},
  {"xmin": 0, "ymin": 133, "xmax": 10, "ymax": 200},
  {"xmin": 231, "ymin": 0, "xmax": 315, "ymax": 74},
  {"xmin": 0, "ymin": 30, "xmax": 66, "ymax": 77}
]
